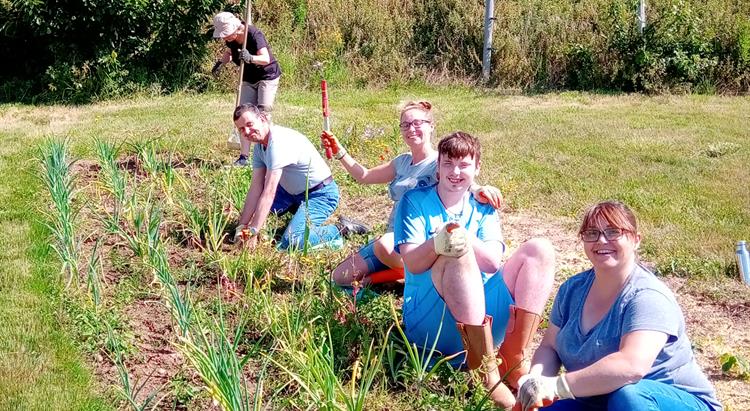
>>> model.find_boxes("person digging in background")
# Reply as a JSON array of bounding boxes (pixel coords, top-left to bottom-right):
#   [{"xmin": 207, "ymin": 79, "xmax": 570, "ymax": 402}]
[
  {"xmin": 322, "ymin": 100, "xmax": 503, "ymax": 288},
  {"xmin": 212, "ymin": 11, "xmax": 282, "ymax": 167},
  {"xmin": 232, "ymin": 103, "xmax": 368, "ymax": 251},
  {"xmin": 395, "ymin": 132, "xmax": 555, "ymax": 409},
  {"xmin": 515, "ymin": 201, "xmax": 722, "ymax": 411}
]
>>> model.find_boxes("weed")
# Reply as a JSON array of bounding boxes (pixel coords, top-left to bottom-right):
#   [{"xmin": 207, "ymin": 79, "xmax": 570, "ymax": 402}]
[
  {"xmin": 106, "ymin": 322, "xmax": 166, "ymax": 410},
  {"xmin": 385, "ymin": 302, "xmax": 459, "ymax": 389},
  {"xmin": 720, "ymin": 352, "xmax": 750, "ymax": 380}
]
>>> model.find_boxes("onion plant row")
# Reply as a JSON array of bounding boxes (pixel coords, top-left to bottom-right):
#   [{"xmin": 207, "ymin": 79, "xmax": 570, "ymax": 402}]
[{"xmin": 39, "ymin": 139, "xmax": 81, "ymax": 288}]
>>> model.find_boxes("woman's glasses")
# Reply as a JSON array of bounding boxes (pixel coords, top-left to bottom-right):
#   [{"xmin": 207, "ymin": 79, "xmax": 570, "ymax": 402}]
[
  {"xmin": 580, "ymin": 228, "xmax": 627, "ymax": 242},
  {"xmin": 399, "ymin": 119, "xmax": 431, "ymax": 130}
]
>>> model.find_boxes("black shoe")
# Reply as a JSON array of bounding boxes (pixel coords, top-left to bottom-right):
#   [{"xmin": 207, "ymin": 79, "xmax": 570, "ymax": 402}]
[{"xmin": 337, "ymin": 216, "xmax": 370, "ymax": 237}]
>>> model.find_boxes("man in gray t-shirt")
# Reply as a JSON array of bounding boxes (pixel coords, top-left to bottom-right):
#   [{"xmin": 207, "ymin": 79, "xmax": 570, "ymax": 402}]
[{"xmin": 231, "ymin": 104, "xmax": 344, "ymax": 250}]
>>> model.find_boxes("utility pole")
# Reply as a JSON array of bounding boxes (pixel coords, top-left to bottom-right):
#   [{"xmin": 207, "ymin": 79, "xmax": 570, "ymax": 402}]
[
  {"xmin": 638, "ymin": 0, "xmax": 646, "ymax": 34},
  {"xmin": 481, "ymin": 0, "xmax": 495, "ymax": 82}
]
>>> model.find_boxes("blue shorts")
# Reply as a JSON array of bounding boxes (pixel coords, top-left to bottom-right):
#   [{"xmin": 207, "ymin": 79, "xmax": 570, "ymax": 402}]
[
  {"xmin": 403, "ymin": 269, "xmax": 513, "ymax": 368},
  {"xmin": 357, "ymin": 237, "xmax": 390, "ymax": 273}
]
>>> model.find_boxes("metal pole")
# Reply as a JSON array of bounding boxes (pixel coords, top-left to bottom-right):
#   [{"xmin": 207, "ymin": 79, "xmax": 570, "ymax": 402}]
[
  {"xmin": 638, "ymin": 0, "xmax": 646, "ymax": 34},
  {"xmin": 481, "ymin": 0, "xmax": 495, "ymax": 82}
]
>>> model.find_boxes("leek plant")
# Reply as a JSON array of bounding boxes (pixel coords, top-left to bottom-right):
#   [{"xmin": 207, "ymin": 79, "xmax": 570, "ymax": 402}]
[
  {"xmin": 39, "ymin": 139, "xmax": 81, "ymax": 287},
  {"xmin": 269, "ymin": 323, "xmax": 390, "ymax": 411},
  {"xmin": 131, "ymin": 139, "xmax": 161, "ymax": 178},
  {"xmin": 148, "ymin": 244, "xmax": 193, "ymax": 338},
  {"xmin": 204, "ymin": 198, "xmax": 229, "ymax": 260},
  {"xmin": 221, "ymin": 167, "xmax": 253, "ymax": 214},
  {"xmin": 177, "ymin": 196, "xmax": 206, "ymax": 249},
  {"xmin": 159, "ymin": 152, "xmax": 185, "ymax": 205},
  {"xmin": 178, "ymin": 299, "xmax": 258, "ymax": 411},
  {"xmin": 85, "ymin": 239, "xmax": 104, "ymax": 310},
  {"xmin": 94, "ymin": 138, "xmax": 127, "ymax": 211}
]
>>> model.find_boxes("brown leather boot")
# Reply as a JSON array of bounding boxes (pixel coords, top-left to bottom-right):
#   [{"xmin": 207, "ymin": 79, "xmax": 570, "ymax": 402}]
[
  {"xmin": 457, "ymin": 315, "xmax": 516, "ymax": 409},
  {"xmin": 496, "ymin": 305, "xmax": 542, "ymax": 389}
]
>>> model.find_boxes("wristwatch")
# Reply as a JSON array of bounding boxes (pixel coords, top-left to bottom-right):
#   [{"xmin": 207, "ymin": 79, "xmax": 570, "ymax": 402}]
[{"xmin": 248, "ymin": 226, "xmax": 259, "ymax": 237}]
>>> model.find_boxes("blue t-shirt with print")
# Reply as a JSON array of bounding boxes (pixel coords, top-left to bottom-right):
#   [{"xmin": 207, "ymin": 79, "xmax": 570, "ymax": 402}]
[
  {"xmin": 386, "ymin": 152, "xmax": 438, "ymax": 230},
  {"xmin": 552, "ymin": 265, "xmax": 722, "ymax": 411},
  {"xmin": 394, "ymin": 185, "xmax": 504, "ymax": 313}
]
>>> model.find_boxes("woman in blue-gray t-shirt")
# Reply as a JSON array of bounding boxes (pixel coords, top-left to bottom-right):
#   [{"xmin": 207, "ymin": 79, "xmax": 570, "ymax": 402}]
[
  {"xmin": 321, "ymin": 101, "xmax": 502, "ymax": 287},
  {"xmin": 516, "ymin": 201, "xmax": 722, "ymax": 411}
]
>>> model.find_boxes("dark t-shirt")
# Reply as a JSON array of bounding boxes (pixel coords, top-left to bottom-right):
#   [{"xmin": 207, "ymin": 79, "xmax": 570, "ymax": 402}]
[{"xmin": 227, "ymin": 25, "xmax": 281, "ymax": 82}]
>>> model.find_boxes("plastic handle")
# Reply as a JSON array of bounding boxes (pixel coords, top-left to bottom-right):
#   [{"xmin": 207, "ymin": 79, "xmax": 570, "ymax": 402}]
[
  {"xmin": 321, "ymin": 80, "xmax": 332, "ymax": 159},
  {"xmin": 446, "ymin": 222, "xmax": 460, "ymax": 233}
]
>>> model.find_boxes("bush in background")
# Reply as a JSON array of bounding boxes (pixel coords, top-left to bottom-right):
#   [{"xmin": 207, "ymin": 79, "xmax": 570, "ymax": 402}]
[
  {"xmin": 0, "ymin": 0, "xmax": 225, "ymax": 103},
  {"xmin": 1, "ymin": 0, "xmax": 749, "ymax": 103}
]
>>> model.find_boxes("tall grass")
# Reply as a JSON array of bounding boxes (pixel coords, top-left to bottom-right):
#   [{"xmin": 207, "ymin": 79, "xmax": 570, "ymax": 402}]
[
  {"xmin": 251, "ymin": 0, "xmax": 750, "ymax": 92},
  {"xmin": 39, "ymin": 139, "xmax": 81, "ymax": 287}
]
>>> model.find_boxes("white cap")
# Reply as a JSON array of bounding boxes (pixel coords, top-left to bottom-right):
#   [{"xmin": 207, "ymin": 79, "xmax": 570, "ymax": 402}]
[{"xmin": 213, "ymin": 12, "xmax": 241, "ymax": 39}]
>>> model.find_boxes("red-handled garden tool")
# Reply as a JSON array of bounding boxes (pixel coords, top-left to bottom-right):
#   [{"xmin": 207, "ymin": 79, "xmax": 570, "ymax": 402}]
[{"xmin": 321, "ymin": 79, "xmax": 332, "ymax": 159}]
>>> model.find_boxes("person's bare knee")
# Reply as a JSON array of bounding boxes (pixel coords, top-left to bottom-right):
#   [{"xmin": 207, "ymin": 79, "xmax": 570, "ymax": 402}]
[
  {"xmin": 331, "ymin": 253, "xmax": 368, "ymax": 285},
  {"xmin": 374, "ymin": 233, "xmax": 403, "ymax": 268},
  {"xmin": 431, "ymin": 252, "xmax": 476, "ymax": 299},
  {"xmin": 518, "ymin": 237, "xmax": 555, "ymax": 283}
]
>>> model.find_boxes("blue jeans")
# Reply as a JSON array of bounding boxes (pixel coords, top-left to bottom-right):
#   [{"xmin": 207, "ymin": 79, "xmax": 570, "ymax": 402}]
[
  {"xmin": 357, "ymin": 237, "xmax": 390, "ymax": 273},
  {"xmin": 271, "ymin": 181, "xmax": 341, "ymax": 250},
  {"xmin": 543, "ymin": 379, "xmax": 712, "ymax": 411}
]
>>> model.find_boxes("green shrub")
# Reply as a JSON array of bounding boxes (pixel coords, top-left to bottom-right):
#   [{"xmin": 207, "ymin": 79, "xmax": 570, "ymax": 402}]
[{"xmin": 2, "ymin": 0, "xmax": 750, "ymax": 100}]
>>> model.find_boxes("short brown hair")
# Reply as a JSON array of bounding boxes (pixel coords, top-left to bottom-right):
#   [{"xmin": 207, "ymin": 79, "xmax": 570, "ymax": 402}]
[
  {"xmin": 578, "ymin": 201, "xmax": 639, "ymax": 238},
  {"xmin": 233, "ymin": 103, "xmax": 268, "ymax": 122},
  {"xmin": 437, "ymin": 131, "xmax": 481, "ymax": 164},
  {"xmin": 400, "ymin": 100, "xmax": 434, "ymax": 123}
]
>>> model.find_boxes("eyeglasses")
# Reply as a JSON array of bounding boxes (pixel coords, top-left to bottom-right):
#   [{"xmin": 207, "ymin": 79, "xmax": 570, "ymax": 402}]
[
  {"xmin": 399, "ymin": 119, "xmax": 431, "ymax": 130},
  {"xmin": 580, "ymin": 228, "xmax": 627, "ymax": 243}
]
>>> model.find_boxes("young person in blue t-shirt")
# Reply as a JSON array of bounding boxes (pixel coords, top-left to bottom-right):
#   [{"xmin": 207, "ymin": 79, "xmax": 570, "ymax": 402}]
[
  {"xmin": 395, "ymin": 132, "xmax": 556, "ymax": 409},
  {"xmin": 322, "ymin": 101, "xmax": 502, "ymax": 286},
  {"xmin": 516, "ymin": 201, "xmax": 722, "ymax": 411}
]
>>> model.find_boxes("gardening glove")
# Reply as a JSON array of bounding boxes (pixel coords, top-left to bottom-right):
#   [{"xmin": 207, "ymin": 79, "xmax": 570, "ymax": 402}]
[
  {"xmin": 240, "ymin": 49, "xmax": 257, "ymax": 64},
  {"xmin": 517, "ymin": 369, "xmax": 574, "ymax": 411},
  {"xmin": 472, "ymin": 184, "xmax": 503, "ymax": 209},
  {"xmin": 433, "ymin": 222, "xmax": 469, "ymax": 257},
  {"xmin": 211, "ymin": 60, "xmax": 223, "ymax": 77},
  {"xmin": 233, "ymin": 224, "xmax": 247, "ymax": 244},
  {"xmin": 321, "ymin": 131, "xmax": 347, "ymax": 159}
]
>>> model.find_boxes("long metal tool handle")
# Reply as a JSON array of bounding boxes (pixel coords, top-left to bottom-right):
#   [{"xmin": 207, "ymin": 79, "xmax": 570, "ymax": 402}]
[
  {"xmin": 321, "ymin": 79, "xmax": 332, "ymax": 159},
  {"xmin": 234, "ymin": 0, "xmax": 253, "ymax": 108}
]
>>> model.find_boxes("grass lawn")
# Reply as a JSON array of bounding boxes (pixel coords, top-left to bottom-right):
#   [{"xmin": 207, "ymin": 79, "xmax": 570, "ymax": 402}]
[{"xmin": 1, "ymin": 89, "xmax": 748, "ymax": 408}]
